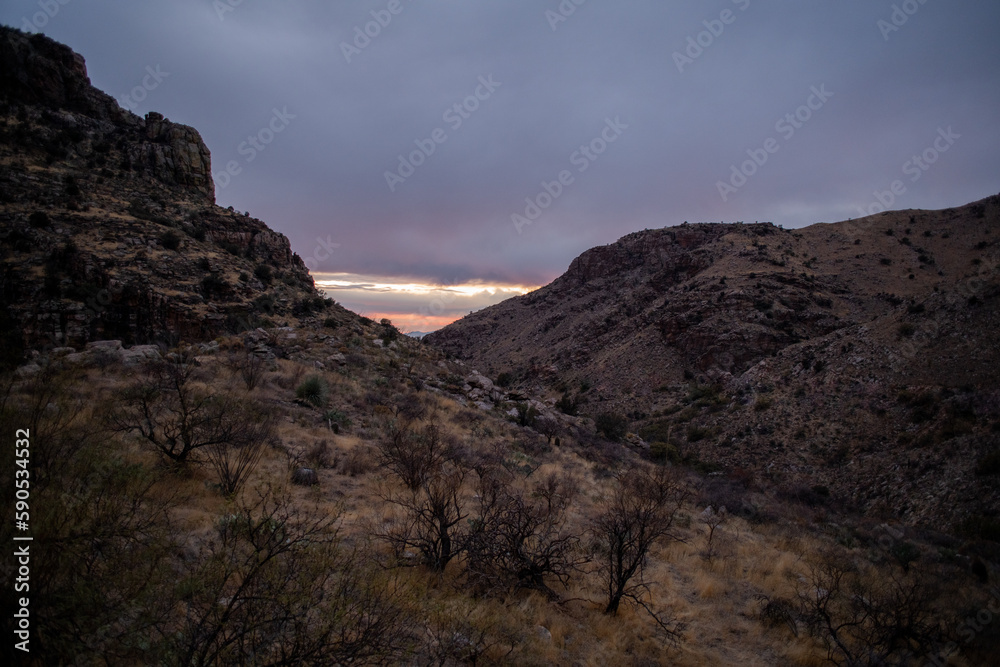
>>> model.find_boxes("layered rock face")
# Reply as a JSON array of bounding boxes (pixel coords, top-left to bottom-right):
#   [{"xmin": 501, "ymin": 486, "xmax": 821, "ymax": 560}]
[
  {"xmin": 0, "ymin": 29, "xmax": 214, "ymax": 201},
  {"xmin": 0, "ymin": 26, "xmax": 336, "ymax": 356}
]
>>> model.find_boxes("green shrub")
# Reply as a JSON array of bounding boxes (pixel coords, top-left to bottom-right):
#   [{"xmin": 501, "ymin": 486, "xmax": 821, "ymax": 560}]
[
  {"xmin": 380, "ymin": 318, "xmax": 399, "ymax": 343},
  {"xmin": 649, "ymin": 441, "xmax": 680, "ymax": 463},
  {"xmin": 595, "ymin": 412, "xmax": 628, "ymax": 442},
  {"xmin": 254, "ymin": 294, "xmax": 276, "ymax": 314},
  {"xmin": 296, "ymin": 375, "xmax": 330, "ymax": 407},
  {"xmin": 514, "ymin": 402, "xmax": 538, "ymax": 428},
  {"xmin": 322, "ymin": 408, "xmax": 351, "ymax": 431}
]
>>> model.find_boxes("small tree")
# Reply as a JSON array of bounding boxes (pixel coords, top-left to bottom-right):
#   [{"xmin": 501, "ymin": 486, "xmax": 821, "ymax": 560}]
[
  {"xmin": 593, "ymin": 464, "xmax": 688, "ymax": 621},
  {"xmin": 376, "ymin": 422, "xmax": 454, "ymax": 492},
  {"xmin": 700, "ymin": 505, "xmax": 727, "ymax": 562},
  {"xmin": 377, "ymin": 460, "xmax": 469, "ymax": 572},
  {"xmin": 107, "ymin": 352, "xmax": 261, "ymax": 464},
  {"xmin": 465, "ymin": 469, "xmax": 585, "ymax": 598},
  {"xmin": 794, "ymin": 550, "xmax": 944, "ymax": 665}
]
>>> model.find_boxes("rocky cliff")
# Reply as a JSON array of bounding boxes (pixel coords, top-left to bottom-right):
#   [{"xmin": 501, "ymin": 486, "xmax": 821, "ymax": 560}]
[{"xmin": 0, "ymin": 26, "xmax": 339, "ymax": 361}]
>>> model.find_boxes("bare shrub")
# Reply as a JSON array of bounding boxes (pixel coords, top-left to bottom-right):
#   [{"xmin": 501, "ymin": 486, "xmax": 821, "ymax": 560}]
[
  {"xmin": 593, "ymin": 463, "xmax": 689, "ymax": 631},
  {"xmin": 106, "ymin": 350, "xmax": 252, "ymax": 464},
  {"xmin": 0, "ymin": 370, "xmax": 178, "ymax": 664},
  {"xmin": 794, "ymin": 549, "xmax": 945, "ymax": 665},
  {"xmin": 465, "ymin": 469, "xmax": 585, "ymax": 599},
  {"xmin": 229, "ymin": 345, "xmax": 267, "ymax": 391},
  {"xmin": 173, "ymin": 486, "xmax": 413, "ymax": 665},
  {"xmin": 699, "ymin": 505, "xmax": 728, "ymax": 562},
  {"xmin": 340, "ymin": 445, "xmax": 377, "ymax": 477},
  {"xmin": 376, "ymin": 460, "xmax": 469, "ymax": 572},
  {"xmin": 204, "ymin": 403, "xmax": 275, "ymax": 496},
  {"xmin": 377, "ymin": 421, "xmax": 457, "ymax": 492}
]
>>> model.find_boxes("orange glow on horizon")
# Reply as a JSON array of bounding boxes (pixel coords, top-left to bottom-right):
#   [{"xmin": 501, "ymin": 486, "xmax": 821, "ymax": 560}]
[
  {"xmin": 314, "ymin": 273, "xmax": 541, "ymax": 334},
  {"xmin": 365, "ymin": 312, "xmax": 459, "ymax": 333}
]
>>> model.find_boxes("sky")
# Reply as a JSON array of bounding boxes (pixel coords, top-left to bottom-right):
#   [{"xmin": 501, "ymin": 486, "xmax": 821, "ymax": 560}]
[{"xmin": 4, "ymin": 0, "xmax": 999, "ymax": 331}]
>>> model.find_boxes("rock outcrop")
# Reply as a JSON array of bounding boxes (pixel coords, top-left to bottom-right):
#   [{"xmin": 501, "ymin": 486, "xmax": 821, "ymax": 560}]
[
  {"xmin": 0, "ymin": 27, "xmax": 214, "ymax": 202},
  {"xmin": 0, "ymin": 25, "xmax": 339, "ymax": 354}
]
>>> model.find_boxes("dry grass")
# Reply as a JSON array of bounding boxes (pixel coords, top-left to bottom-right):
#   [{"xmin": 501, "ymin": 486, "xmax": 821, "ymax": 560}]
[{"xmin": 11, "ymin": 327, "xmax": 986, "ymax": 666}]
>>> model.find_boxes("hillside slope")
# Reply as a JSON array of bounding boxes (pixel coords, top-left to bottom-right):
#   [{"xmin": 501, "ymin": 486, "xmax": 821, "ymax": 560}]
[{"xmin": 426, "ymin": 198, "xmax": 1000, "ymax": 529}]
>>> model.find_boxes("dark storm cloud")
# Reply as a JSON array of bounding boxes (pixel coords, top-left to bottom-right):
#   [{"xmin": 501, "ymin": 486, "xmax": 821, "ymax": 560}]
[{"xmin": 5, "ymin": 0, "xmax": 999, "ymax": 286}]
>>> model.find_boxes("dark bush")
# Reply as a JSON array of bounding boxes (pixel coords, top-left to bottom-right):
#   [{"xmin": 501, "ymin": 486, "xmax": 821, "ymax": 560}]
[
  {"xmin": 291, "ymin": 467, "xmax": 319, "ymax": 486},
  {"xmin": 160, "ymin": 230, "xmax": 181, "ymax": 251},
  {"xmin": 29, "ymin": 211, "xmax": 51, "ymax": 228},
  {"xmin": 296, "ymin": 375, "xmax": 329, "ymax": 407},
  {"xmin": 254, "ymin": 264, "xmax": 273, "ymax": 284},
  {"xmin": 555, "ymin": 391, "xmax": 579, "ymax": 416},
  {"xmin": 595, "ymin": 412, "xmax": 628, "ymax": 442},
  {"xmin": 200, "ymin": 274, "xmax": 229, "ymax": 298},
  {"xmin": 976, "ymin": 450, "xmax": 1000, "ymax": 476}
]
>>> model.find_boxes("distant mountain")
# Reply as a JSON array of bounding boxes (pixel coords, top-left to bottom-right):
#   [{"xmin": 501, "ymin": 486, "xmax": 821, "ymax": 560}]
[
  {"xmin": 405, "ymin": 331, "xmax": 431, "ymax": 339},
  {"xmin": 426, "ymin": 197, "xmax": 1000, "ymax": 529},
  {"xmin": 0, "ymin": 26, "xmax": 345, "ymax": 360}
]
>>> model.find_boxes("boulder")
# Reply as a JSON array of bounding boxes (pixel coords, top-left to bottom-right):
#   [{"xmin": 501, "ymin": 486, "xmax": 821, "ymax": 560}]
[
  {"xmin": 465, "ymin": 371, "xmax": 494, "ymax": 392},
  {"xmin": 85, "ymin": 340, "xmax": 123, "ymax": 351},
  {"xmin": 15, "ymin": 363, "xmax": 41, "ymax": 378},
  {"xmin": 122, "ymin": 345, "xmax": 161, "ymax": 366}
]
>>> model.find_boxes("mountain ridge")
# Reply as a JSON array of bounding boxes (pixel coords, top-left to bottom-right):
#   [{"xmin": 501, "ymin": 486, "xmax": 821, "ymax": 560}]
[{"xmin": 426, "ymin": 198, "xmax": 1000, "ymax": 528}]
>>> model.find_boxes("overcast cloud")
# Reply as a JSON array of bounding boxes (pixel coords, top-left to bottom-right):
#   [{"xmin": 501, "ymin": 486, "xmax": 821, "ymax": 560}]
[{"xmin": 4, "ymin": 0, "xmax": 998, "ymax": 327}]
